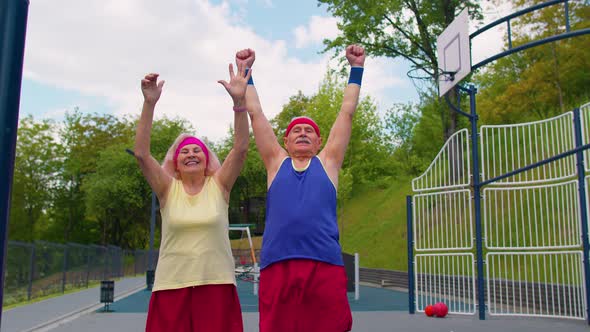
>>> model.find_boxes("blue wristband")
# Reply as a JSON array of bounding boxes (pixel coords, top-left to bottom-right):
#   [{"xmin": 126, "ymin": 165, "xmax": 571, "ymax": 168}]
[
  {"xmin": 245, "ymin": 68, "xmax": 254, "ymax": 85},
  {"xmin": 348, "ymin": 67, "xmax": 364, "ymax": 86}
]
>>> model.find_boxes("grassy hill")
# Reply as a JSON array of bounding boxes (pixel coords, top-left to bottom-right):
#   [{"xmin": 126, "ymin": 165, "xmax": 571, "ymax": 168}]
[{"xmin": 339, "ymin": 176, "xmax": 413, "ymax": 271}]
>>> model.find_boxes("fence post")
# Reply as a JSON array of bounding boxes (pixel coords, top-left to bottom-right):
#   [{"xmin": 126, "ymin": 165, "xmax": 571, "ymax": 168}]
[
  {"xmin": 118, "ymin": 247, "xmax": 123, "ymax": 277},
  {"xmin": 572, "ymin": 107, "xmax": 590, "ymax": 325},
  {"xmin": 467, "ymin": 84, "xmax": 486, "ymax": 320},
  {"xmin": 149, "ymin": 192, "xmax": 156, "ymax": 271},
  {"xmin": 103, "ymin": 246, "xmax": 108, "ymax": 280},
  {"xmin": 62, "ymin": 245, "xmax": 68, "ymax": 293},
  {"xmin": 354, "ymin": 253, "xmax": 359, "ymax": 301},
  {"xmin": 85, "ymin": 246, "xmax": 91, "ymax": 288},
  {"xmin": 108, "ymin": 245, "xmax": 122, "ymax": 278},
  {"xmin": 407, "ymin": 195, "xmax": 415, "ymax": 314},
  {"xmin": 27, "ymin": 245, "xmax": 34, "ymax": 301},
  {"xmin": 134, "ymin": 250, "xmax": 138, "ymax": 276}
]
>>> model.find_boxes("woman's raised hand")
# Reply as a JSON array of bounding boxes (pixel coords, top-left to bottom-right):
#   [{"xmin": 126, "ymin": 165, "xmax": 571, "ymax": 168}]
[{"xmin": 141, "ymin": 73, "xmax": 165, "ymax": 105}]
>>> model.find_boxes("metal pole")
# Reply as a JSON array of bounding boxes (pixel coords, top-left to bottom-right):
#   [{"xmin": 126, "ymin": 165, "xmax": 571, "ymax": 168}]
[
  {"xmin": 27, "ymin": 245, "xmax": 34, "ymax": 300},
  {"xmin": 572, "ymin": 108, "xmax": 590, "ymax": 325},
  {"xmin": 354, "ymin": 252, "xmax": 359, "ymax": 301},
  {"xmin": 244, "ymin": 227, "xmax": 259, "ymax": 296},
  {"xmin": 407, "ymin": 195, "xmax": 415, "ymax": 314},
  {"xmin": 85, "ymin": 246, "xmax": 91, "ymax": 288},
  {"xmin": 0, "ymin": 0, "xmax": 29, "ymax": 326},
  {"xmin": 507, "ymin": 19, "xmax": 512, "ymax": 49},
  {"xmin": 149, "ymin": 192, "xmax": 155, "ymax": 270},
  {"xmin": 103, "ymin": 246, "xmax": 107, "ymax": 280},
  {"xmin": 62, "ymin": 245, "xmax": 68, "ymax": 293},
  {"xmin": 134, "ymin": 250, "xmax": 138, "ymax": 275},
  {"xmin": 468, "ymin": 85, "xmax": 486, "ymax": 320},
  {"xmin": 565, "ymin": 0, "xmax": 570, "ymax": 32}
]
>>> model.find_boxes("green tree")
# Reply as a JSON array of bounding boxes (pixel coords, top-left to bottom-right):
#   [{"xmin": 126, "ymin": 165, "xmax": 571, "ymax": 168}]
[
  {"xmin": 82, "ymin": 116, "xmax": 191, "ymax": 248},
  {"xmin": 47, "ymin": 110, "xmax": 134, "ymax": 243},
  {"xmin": 477, "ymin": 0, "xmax": 590, "ymax": 123},
  {"xmin": 318, "ymin": 0, "xmax": 483, "ymax": 139},
  {"xmin": 231, "ymin": 68, "xmax": 393, "ymax": 229},
  {"xmin": 411, "ymin": 97, "xmax": 448, "ymax": 168},
  {"xmin": 384, "ymin": 103, "xmax": 423, "ymax": 175},
  {"xmin": 217, "ymin": 132, "xmax": 267, "ymax": 231},
  {"xmin": 270, "ymin": 91, "xmax": 311, "ymax": 132},
  {"xmin": 83, "ymin": 142, "xmax": 147, "ymax": 248},
  {"xmin": 9, "ymin": 116, "xmax": 60, "ymax": 241},
  {"xmin": 273, "ymin": 70, "xmax": 394, "ymax": 189}
]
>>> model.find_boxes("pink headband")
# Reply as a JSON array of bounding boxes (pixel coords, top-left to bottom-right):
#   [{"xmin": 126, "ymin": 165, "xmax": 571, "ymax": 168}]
[
  {"xmin": 284, "ymin": 117, "xmax": 320, "ymax": 137},
  {"xmin": 173, "ymin": 137, "xmax": 209, "ymax": 168}
]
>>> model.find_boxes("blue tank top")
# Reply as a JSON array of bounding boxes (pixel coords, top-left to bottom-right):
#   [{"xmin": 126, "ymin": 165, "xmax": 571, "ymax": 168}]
[{"xmin": 260, "ymin": 156, "xmax": 343, "ymax": 269}]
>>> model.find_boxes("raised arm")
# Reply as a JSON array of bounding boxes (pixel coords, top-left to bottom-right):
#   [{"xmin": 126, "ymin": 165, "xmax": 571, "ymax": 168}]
[
  {"xmin": 319, "ymin": 45, "xmax": 366, "ymax": 178},
  {"xmin": 214, "ymin": 61, "xmax": 252, "ymax": 199},
  {"xmin": 134, "ymin": 73, "xmax": 172, "ymax": 204},
  {"xmin": 236, "ymin": 49, "xmax": 287, "ymax": 181}
]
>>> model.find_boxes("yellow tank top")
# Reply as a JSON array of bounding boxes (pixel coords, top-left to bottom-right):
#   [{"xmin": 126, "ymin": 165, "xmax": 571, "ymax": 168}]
[{"xmin": 152, "ymin": 177, "xmax": 236, "ymax": 292}]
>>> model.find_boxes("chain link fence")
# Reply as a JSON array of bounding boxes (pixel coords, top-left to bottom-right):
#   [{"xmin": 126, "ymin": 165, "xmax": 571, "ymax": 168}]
[{"xmin": 3, "ymin": 241, "xmax": 153, "ymax": 306}]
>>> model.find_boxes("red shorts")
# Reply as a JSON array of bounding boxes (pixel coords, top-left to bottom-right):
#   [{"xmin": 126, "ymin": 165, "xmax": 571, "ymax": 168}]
[
  {"xmin": 146, "ymin": 284, "xmax": 243, "ymax": 332},
  {"xmin": 259, "ymin": 259, "xmax": 353, "ymax": 332}
]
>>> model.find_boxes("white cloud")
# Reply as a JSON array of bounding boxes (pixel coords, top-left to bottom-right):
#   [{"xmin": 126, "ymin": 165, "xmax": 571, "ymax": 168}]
[
  {"xmin": 361, "ymin": 57, "xmax": 409, "ymax": 109},
  {"xmin": 258, "ymin": 0, "xmax": 274, "ymax": 8},
  {"xmin": 470, "ymin": 2, "xmax": 514, "ymax": 68},
  {"xmin": 293, "ymin": 16, "xmax": 340, "ymax": 49},
  {"xmin": 23, "ymin": 0, "xmax": 409, "ymax": 142},
  {"xmin": 42, "ymin": 107, "xmax": 70, "ymax": 120},
  {"xmin": 23, "ymin": 0, "xmax": 328, "ymax": 141}
]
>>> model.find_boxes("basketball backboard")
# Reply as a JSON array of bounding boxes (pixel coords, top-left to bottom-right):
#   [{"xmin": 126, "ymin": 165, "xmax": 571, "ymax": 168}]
[{"xmin": 437, "ymin": 9, "xmax": 471, "ymax": 97}]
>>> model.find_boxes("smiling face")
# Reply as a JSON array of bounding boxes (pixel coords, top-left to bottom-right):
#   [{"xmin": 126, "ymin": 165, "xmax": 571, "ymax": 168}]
[
  {"xmin": 176, "ymin": 144, "xmax": 207, "ymax": 175},
  {"xmin": 283, "ymin": 123, "xmax": 322, "ymax": 156}
]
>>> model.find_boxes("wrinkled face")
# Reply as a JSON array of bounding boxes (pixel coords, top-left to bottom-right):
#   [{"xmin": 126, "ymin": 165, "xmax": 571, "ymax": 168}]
[
  {"xmin": 283, "ymin": 124, "xmax": 322, "ymax": 156},
  {"xmin": 176, "ymin": 144, "xmax": 206, "ymax": 175}
]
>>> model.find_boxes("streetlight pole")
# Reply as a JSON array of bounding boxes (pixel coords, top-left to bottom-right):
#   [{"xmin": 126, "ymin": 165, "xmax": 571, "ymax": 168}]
[
  {"xmin": 125, "ymin": 148, "xmax": 155, "ymax": 289},
  {"xmin": 149, "ymin": 191, "xmax": 155, "ymax": 271},
  {"xmin": 0, "ymin": 0, "xmax": 29, "ymax": 327}
]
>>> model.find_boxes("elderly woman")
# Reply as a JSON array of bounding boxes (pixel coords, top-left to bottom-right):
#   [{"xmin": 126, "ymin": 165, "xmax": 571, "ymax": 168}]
[{"xmin": 134, "ymin": 62, "xmax": 252, "ymax": 332}]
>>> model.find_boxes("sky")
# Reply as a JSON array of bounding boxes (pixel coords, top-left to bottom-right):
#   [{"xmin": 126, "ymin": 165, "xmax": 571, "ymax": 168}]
[{"xmin": 19, "ymin": 0, "xmax": 509, "ymax": 142}]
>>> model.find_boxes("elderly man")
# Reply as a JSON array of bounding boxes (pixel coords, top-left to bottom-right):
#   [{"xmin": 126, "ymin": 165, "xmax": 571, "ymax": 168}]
[{"xmin": 237, "ymin": 45, "xmax": 365, "ymax": 332}]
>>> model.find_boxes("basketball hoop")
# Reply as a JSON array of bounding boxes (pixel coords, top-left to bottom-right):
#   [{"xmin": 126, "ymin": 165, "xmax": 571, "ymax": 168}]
[{"xmin": 407, "ymin": 66, "xmax": 454, "ymax": 97}]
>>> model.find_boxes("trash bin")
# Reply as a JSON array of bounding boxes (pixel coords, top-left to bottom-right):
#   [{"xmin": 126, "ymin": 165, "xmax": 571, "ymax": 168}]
[
  {"xmin": 100, "ymin": 280, "xmax": 114, "ymax": 311},
  {"xmin": 342, "ymin": 252, "xmax": 355, "ymax": 292},
  {"xmin": 146, "ymin": 269, "xmax": 155, "ymax": 290}
]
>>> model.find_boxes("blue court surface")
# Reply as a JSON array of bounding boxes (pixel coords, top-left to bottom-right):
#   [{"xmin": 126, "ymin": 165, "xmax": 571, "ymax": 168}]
[
  {"xmin": 39, "ymin": 278, "xmax": 590, "ymax": 332},
  {"xmin": 102, "ymin": 281, "xmax": 409, "ymax": 313}
]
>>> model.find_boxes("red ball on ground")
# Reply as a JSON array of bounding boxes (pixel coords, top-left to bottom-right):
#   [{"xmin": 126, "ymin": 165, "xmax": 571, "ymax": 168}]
[
  {"xmin": 424, "ymin": 305, "xmax": 435, "ymax": 317},
  {"xmin": 433, "ymin": 302, "xmax": 448, "ymax": 318}
]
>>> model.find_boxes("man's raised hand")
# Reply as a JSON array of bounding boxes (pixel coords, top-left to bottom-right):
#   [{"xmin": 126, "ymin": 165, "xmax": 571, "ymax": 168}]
[
  {"xmin": 346, "ymin": 45, "xmax": 365, "ymax": 67},
  {"xmin": 235, "ymin": 48, "xmax": 255, "ymax": 69}
]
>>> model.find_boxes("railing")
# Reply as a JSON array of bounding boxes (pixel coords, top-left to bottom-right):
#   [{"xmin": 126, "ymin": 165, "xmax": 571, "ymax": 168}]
[
  {"xmin": 361, "ymin": 267, "xmax": 585, "ymax": 319},
  {"xmin": 409, "ymin": 101, "xmax": 590, "ymax": 320},
  {"xmin": 3, "ymin": 241, "xmax": 152, "ymax": 306}
]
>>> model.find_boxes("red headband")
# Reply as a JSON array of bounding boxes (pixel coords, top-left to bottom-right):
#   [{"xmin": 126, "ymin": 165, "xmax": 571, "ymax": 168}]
[
  {"xmin": 173, "ymin": 137, "xmax": 209, "ymax": 168},
  {"xmin": 284, "ymin": 117, "xmax": 320, "ymax": 137}
]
